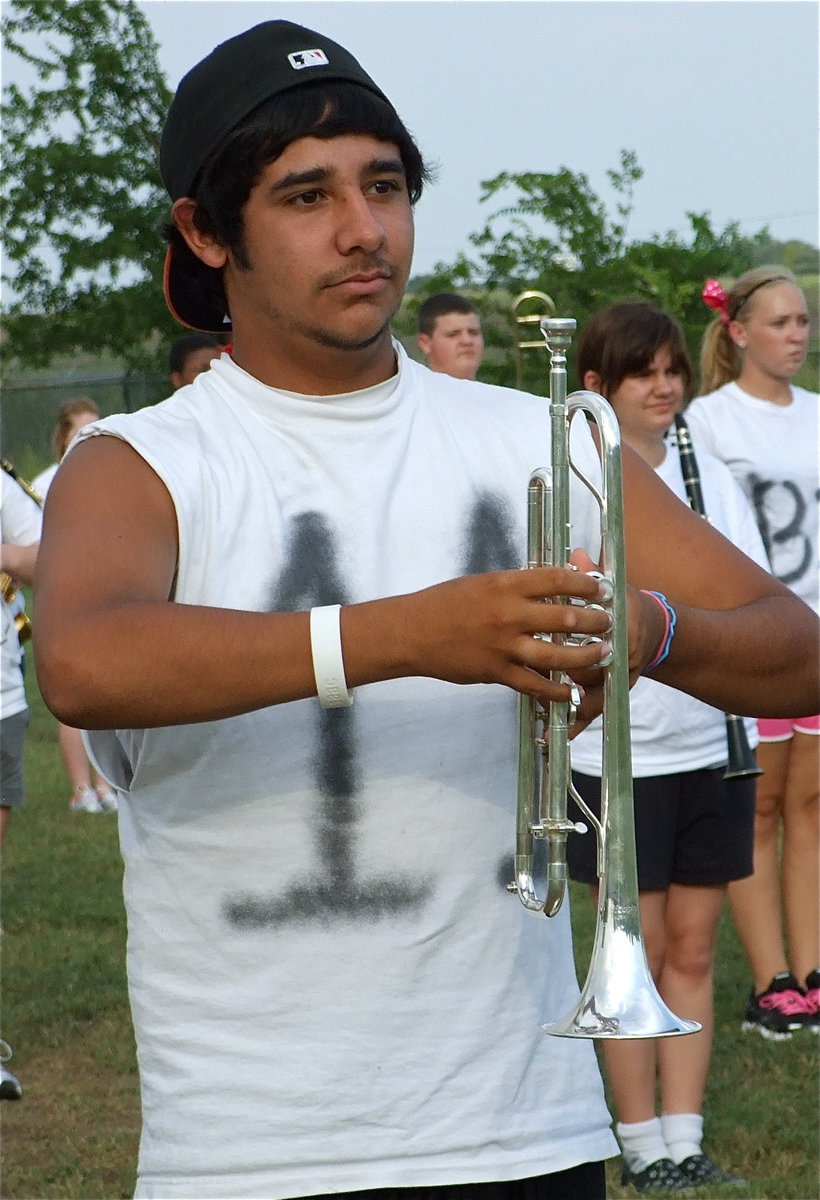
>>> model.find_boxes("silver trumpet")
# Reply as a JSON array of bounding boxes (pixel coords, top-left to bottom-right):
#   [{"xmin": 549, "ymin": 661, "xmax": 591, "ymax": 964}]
[{"xmin": 509, "ymin": 316, "xmax": 700, "ymax": 1041}]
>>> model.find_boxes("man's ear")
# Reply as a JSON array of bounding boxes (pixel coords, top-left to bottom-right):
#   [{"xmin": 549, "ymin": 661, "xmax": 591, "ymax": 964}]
[
  {"xmin": 171, "ymin": 198, "xmax": 229, "ymax": 269},
  {"xmin": 582, "ymin": 369, "xmax": 603, "ymax": 394},
  {"xmin": 417, "ymin": 333, "xmax": 431, "ymax": 358}
]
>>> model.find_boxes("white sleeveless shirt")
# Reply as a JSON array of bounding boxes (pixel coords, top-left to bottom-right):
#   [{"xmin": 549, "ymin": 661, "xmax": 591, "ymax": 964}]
[{"xmin": 78, "ymin": 346, "xmax": 616, "ymax": 1198}]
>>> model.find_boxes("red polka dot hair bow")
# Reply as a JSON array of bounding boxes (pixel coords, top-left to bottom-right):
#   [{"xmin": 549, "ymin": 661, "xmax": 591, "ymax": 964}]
[{"xmin": 701, "ymin": 279, "xmax": 730, "ymax": 325}]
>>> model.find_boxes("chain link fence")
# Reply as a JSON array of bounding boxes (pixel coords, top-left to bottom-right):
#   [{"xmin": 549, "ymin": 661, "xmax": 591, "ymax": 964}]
[{"xmin": 1, "ymin": 368, "xmax": 168, "ymax": 482}]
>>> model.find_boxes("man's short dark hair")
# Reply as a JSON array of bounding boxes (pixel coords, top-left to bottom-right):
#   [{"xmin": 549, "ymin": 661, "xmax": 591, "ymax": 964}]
[
  {"xmin": 417, "ymin": 293, "xmax": 479, "ymax": 337},
  {"xmin": 169, "ymin": 333, "xmax": 222, "ymax": 377},
  {"xmin": 165, "ymin": 81, "xmax": 431, "ymax": 331}
]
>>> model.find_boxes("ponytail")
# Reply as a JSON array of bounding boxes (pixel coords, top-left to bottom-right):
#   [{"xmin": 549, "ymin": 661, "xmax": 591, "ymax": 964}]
[
  {"xmin": 697, "ymin": 265, "xmax": 797, "ymax": 395},
  {"xmin": 699, "ymin": 319, "xmax": 742, "ymax": 394}
]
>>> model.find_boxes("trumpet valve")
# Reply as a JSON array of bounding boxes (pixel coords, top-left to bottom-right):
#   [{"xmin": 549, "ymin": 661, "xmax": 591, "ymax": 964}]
[
  {"xmin": 531, "ymin": 816, "xmax": 588, "ymax": 839},
  {"xmin": 586, "ymin": 570, "xmax": 614, "ymax": 602}
]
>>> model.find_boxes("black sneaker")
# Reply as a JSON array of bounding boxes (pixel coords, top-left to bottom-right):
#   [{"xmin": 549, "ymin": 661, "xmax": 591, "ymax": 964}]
[
  {"xmin": 621, "ymin": 1157, "xmax": 693, "ymax": 1194},
  {"xmin": 0, "ymin": 1041, "xmax": 22, "ymax": 1101},
  {"xmin": 678, "ymin": 1154, "xmax": 746, "ymax": 1187},
  {"xmin": 741, "ymin": 972, "xmax": 812, "ymax": 1039}
]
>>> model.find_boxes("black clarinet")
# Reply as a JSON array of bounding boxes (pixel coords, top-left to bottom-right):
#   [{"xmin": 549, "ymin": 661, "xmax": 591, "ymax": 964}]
[{"xmin": 672, "ymin": 414, "xmax": 763, "ymax": 779}]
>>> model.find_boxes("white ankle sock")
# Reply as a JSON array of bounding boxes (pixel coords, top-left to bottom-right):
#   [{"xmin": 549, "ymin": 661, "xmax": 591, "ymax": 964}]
[
  {"xmin": 616, "ymin": 1116, "xmax": 670, "ymax": 1173},
  {"xmin": 661, "ymin": 1112, "xmax": 703, "ymax": 1163}
]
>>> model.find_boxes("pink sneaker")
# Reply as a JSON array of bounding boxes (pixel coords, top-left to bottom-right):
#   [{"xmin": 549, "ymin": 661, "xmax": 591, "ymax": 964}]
[
  {"xmin": 805, "ymin": 970, "xmax": 820, "ymax": 1033},
  {"xmin": 742, "ymin": 972, "xmax": 812, "ymax": 1039}
]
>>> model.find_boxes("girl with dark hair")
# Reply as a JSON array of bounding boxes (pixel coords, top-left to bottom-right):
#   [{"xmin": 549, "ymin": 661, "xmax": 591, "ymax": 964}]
[{"xmin": 569, "ymin": 302, "xmax": 765, "ymax": 1193}]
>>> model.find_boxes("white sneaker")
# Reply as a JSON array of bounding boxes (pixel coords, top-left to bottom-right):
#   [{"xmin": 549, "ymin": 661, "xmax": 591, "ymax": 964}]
[
  {"xmin": 70, "ymin": 785, "xmax": 103, "ymax": 813},
  {"xmin": 96, "ymin": 787, "xmax": 119, "ymax": 813}
]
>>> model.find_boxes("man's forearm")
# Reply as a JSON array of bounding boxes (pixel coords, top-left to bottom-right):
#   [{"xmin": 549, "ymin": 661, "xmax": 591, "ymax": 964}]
[
  {"xmin": 34, "ymin": 569, "xmax": 614, "ymax": 730},
  {"xmin": 651, "ymin": 592, "xmax": 820, "ymax": 717}
]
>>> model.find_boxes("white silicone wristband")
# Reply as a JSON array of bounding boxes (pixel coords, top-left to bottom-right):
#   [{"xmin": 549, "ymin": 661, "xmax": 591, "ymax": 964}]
[{"xmin": 310, "ymin": 605, "xmax": 354, "ymax": 709}]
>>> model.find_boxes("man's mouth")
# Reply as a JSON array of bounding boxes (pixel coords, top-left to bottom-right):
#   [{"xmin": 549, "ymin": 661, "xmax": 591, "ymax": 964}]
[{"xmin": 322, "ymin": 264, "xmax": 393, "ymax": 292}]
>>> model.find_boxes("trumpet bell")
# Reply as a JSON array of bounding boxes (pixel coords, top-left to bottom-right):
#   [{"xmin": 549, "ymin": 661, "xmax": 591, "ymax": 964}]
[{"xmin": 542, "ymin": 899, "xmax": 701, "ymax": 1039}]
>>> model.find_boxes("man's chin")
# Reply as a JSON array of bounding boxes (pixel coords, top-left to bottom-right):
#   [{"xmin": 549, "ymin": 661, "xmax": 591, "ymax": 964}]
[{"xmin": 309, "ymin": 319, "xmax": 393, "ymax": 354}]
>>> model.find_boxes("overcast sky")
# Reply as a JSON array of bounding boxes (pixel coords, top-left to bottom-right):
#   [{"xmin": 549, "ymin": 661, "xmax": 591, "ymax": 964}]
[{"xmin": 132, "ymin": 0, "xmax": 819, "ymax": 277}]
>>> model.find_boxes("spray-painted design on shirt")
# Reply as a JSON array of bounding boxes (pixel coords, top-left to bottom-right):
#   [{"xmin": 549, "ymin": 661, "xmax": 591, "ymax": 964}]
[
  {"xmin": 746, "ymin": 472, "xmax": 819, "ymax": 589},
  {"xmin": 223, "ymin": 496, "xmax": 520, "ymax": 929}
]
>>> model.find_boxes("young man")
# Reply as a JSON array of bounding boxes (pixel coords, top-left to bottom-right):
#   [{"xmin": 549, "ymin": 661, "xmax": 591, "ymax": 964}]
[
  {"xmin": 33, "ymin": 21, "xmax": 819, "ymax": 1200},
  {"xmin": 416, "ymin": 292, "xmax": 485, "ymax": 380},
  {"xmin": 168, "ymin": 332, "xmax": 224, "ymax": 390}
]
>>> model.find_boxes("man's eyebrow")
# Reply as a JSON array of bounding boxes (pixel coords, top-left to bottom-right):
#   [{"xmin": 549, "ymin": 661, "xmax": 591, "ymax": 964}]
[
  {"xmin": 365, "ymin": 156, "xmax": 406, "ymax": 178},
  {"xmin": 268, "ymin": 156, "xmax": 406, "ymax": 194},
  {"xmin": 268, "ymin": 166, "xmax": 330, "ymax": 194}
]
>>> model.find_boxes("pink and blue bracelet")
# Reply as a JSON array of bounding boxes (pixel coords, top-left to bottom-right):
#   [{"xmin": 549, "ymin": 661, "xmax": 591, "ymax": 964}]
[{"xmin": 640, "ymin": 589, "xmax": 678, "ymax": 673}]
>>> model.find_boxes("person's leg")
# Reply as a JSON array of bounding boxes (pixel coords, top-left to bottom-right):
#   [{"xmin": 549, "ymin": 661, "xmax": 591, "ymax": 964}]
[
  {"xmin": 781, "ymin": 730, "xmax": 820, "ymax": 984},
  {"xmin": 655, "ymin": 775, "xmax": 749, "ymax": 1191},
  {"xmin": 58, "ymin": 722, "xmax": 92, "ymax": 791},
  {"xmin": 657, "ymin": 883, "xmax": 724, "ymax": 1117},
  {"xmin": 727, "ymin": 738, "xmax": 790, "ymax": 991},
  {"xmin": 596, "ymin": 888, "xmax": 684, "ymax": 1188},
  {"xmin": 58, "ymin": 723, "xmax": 105, "ymax": 811},
  {"xmin": 602, "ymin": 888, "xmax": 666, "ymax": 1124},
  {"xmin": 0, "ymin": 709, "xmax": 29, "ymax": 849},
  {"xmin": 583, "ymin": 776, "xmax": 690, "ymax": 1188}
]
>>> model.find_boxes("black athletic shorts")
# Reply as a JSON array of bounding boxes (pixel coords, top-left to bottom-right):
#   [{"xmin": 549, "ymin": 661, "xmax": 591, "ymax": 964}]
[
  {"xmin": 301, "ymin": 1160, "xmax": 606, "ymax": 1200},
  {"xmin": 566, "ymin": 766, "xmax": 755, "ymax": 890}
]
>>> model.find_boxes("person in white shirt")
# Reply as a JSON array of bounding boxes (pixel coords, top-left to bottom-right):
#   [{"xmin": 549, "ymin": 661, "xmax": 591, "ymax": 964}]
[
  {"xmin": 688, "ymin": 268, "xmax": 819, "ymax": 1038},
  {"xmin": 0, "ymin": 461, "xmax": 41, "ymax": 1104},
  {"xmin": 31, "ymin": 21, "xmax": 819, "ymax": 1200},
  {"xmin": 1, "ymin": 463, "xmax": 42, "ymax": 845},
  {"xmin": 568, "ymin": 302, "xmax": 763, "ymax": 1193}
]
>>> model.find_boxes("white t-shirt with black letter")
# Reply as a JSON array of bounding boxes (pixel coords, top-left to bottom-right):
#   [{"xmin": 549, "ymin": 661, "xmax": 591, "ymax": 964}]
[
  {"xmin": 686, "ymin": 382, "xmax": 819, "ymax": 615},
  {"xmin": 78, "ymin": 346, "xmax": 616, "ymax": 1199}
]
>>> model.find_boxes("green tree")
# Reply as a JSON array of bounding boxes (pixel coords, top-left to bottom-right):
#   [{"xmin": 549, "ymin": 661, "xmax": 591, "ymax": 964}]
[
  {"xmin": 1, "ymin": 0, "xmax": 179, "ymax": 369},
  {"xmin": 397, "ymin": 151, "xmax": 769, "ymax": 393},
  {"xmin": 749, "ymin": 237, "xmax": 820, "ymax": 275}
]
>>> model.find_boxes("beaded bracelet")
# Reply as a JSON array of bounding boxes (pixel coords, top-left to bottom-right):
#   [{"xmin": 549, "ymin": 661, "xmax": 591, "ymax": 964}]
[{"xmin": 640, "ymin": 590, "xmax": 678, "ymax": 673}]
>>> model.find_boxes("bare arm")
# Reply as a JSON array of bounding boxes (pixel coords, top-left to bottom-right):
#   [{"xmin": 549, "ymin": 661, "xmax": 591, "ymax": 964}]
[
  {"xmin": 34, "ymin": 436, "xmax": 819, "ymax": 731},
  {"xmin": 1, "ymin": 541, "xmax": 39, "ymax": 585},
  {"xmin": 617, "ymin": 443, "xmax": 819, "ymax": 717},
  {"xmin": 33, "ymin": 437, "xmax": 612, "ymax": 729}
]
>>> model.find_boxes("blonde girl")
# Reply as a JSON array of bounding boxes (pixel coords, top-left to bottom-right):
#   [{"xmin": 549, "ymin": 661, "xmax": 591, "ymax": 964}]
[{"xmin": 687, "ymin": 267, "xmax": 819, "ymax": 1038}]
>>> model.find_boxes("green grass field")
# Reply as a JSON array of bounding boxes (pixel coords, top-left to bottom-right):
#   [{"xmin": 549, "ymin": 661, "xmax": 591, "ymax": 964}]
[{"xmin": 1, "ymin": 667, "xmax": 817, "ymax": 1199}]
